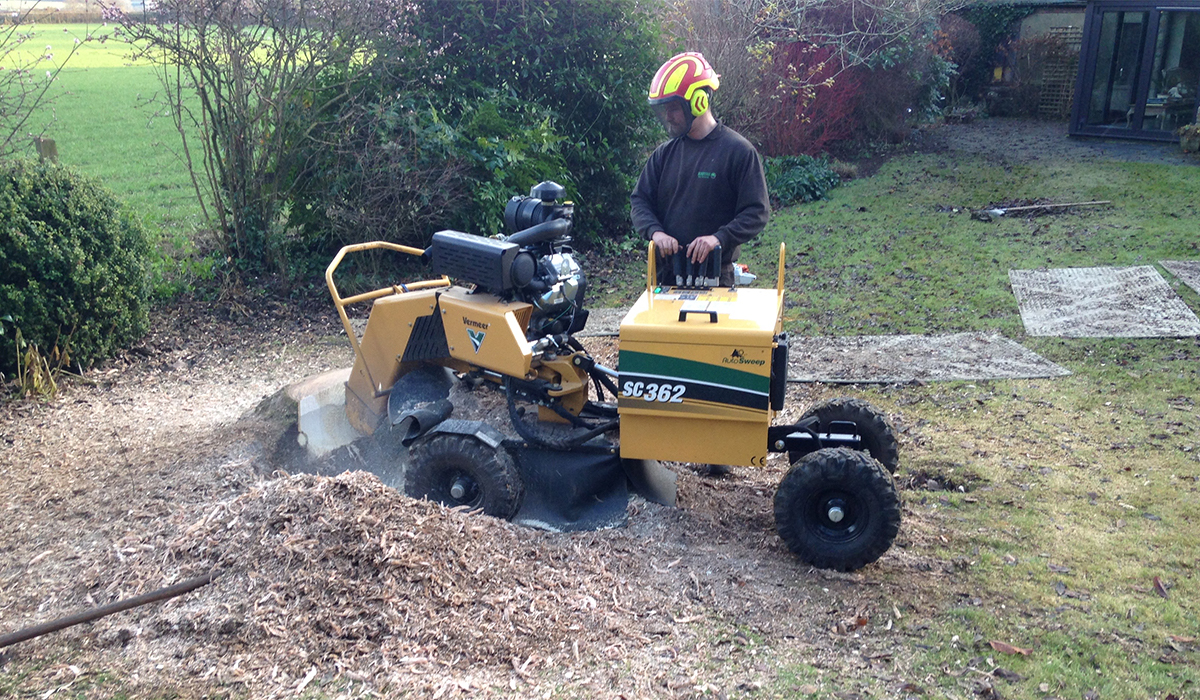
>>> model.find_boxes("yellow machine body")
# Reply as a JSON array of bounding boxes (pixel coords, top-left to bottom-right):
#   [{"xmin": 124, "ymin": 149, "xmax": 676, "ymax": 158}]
[
  {"xmin": 309, "ymin": 232, "xmax": 901, "ymax": 570},
  {"xmin": 325, "ymin": 241, "xmax": 787, "ymax": 468},
  {"xmin": 328, "ymin": 242, "xmax": 591, "ymax": 438},
  {"xmin": 344, "ymin": 288, "xmax": 541, "ymax": 436},
  {"xmin": 617, "ymin": 284, "xmax": 784, "ymax": 468}
]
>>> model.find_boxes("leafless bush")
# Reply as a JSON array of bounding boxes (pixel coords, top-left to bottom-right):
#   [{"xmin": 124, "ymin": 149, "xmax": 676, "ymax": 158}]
[
  {"xmin": 939, "ymin": 13, "xmax": 981, "ymax": 72},
  {"xmin": 989, "ymin": 33, "xmax": 1075, "ymax": 117},
  {"xmin": 311, "ymin": 113, "xmax": 472, "ymax": 250},
  {"xmin": 0, "ymin": 4, "xmax": 89, "ymax": 159},
  {"xmin": 660, "ymin": 0, "xmax": 952, "ymax": 151},
  {"xmin": 939, "ymin": 13, "xmax": 981, "ymax": 106},
  {"xmin": 113, "ymin": 0, "xmax": 399, "ymax": 270},
  {"xmin": 660, "ymin": 1, "xmax": 772, "ymax": 139},
  {"xmin": 1011, "ymin": 33, "xmax": 1074, "ymax": 85}
]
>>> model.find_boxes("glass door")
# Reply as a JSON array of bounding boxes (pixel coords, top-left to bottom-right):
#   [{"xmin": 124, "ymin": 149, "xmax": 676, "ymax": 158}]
[{"xmin": 1085, "ymin": 10, "xmax": 1151, "ymax": 127}]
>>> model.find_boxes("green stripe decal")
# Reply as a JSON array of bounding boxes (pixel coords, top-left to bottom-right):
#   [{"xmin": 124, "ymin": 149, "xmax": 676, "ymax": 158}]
[{"xmin": 620, "ymin": 350, "xmax": 768, "ymax": 393}]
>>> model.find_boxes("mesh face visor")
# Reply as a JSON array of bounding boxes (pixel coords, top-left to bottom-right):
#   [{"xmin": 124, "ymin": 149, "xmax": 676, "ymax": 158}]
[{"xmin": 650, "ymin": 99, "xmax": 692, "ymax": 138}]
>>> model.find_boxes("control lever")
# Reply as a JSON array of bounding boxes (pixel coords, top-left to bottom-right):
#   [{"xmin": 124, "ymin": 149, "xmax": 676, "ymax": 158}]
[{"xmin": 668, "ymin": 246, "xmax": 722, "ymax": 288}]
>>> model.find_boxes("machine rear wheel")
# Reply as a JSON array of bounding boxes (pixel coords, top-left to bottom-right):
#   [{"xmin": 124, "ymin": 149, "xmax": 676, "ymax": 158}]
[
  {"xmin": 795, "ymin": 398, "xmax": 900, "ymax": 472},
  {"xmin": 406, "ymin": 434, "xmax": 523, "ymax": 519},
  {"xmin": 774, "ymin": 447, "xmax": 901, "ymax": 571}
]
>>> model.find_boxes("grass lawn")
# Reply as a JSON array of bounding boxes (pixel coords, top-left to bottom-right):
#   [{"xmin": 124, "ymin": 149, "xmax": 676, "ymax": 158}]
[
  {"xmin": 755, "ymin": 151, "xmax": 1200, "ymax": 698},
  {"xmin": 9, "ymin": 23, "xmax": 205, "ymax": 233}
]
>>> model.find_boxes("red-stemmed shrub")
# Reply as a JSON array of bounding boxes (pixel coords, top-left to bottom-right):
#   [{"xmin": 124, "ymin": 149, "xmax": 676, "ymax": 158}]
[{"xmin": 759, "ymin": 43, "xmax": 862, "ymax": 156}]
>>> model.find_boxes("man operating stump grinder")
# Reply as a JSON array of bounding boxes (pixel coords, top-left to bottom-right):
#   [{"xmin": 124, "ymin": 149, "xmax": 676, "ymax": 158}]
[
  {"xmin": 305, "ymin": 50, "xmax": 902, "ymax": 570},
  {"xmin": 630, "ymin": 51, "xmax": 771, "ymax": 476}
]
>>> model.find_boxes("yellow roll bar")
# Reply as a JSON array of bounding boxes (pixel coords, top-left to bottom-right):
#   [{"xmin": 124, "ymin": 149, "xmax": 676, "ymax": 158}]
[
  {"xmin": 777, "ymin": 242, "xmax": 786, "ymax": 297},
  {"xmin": 325, "ymin": 241, "xmax": 451, "ymax": 364}
]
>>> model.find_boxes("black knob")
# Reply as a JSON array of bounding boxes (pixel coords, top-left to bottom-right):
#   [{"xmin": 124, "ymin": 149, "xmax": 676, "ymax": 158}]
[{"xmin": 530, "ymin": 181, "xmax": 565, "ymax": 203}]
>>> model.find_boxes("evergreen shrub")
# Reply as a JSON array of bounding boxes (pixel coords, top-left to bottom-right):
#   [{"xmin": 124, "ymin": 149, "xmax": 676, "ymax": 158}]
[
  {"xmin": 0, "ymin": 160, "xmax": 150, "ymax": 374},
  {"xmin": 289, "ymin": 0, "xmax": 663, "ymax": 257},
  {"xmin": 764, "ymin": 155, "xmax": 840, "ymax": 207}
]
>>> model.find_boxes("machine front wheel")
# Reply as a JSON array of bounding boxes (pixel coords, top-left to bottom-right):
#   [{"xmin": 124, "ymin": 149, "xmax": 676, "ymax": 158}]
[
  {"xmin": 406, "ymin": 434, "xmax": 523, "ymax": 519},
  {"xmin": 774, "ymin": 447, "xmax": 901, "ymax": 571},
  {"xmin": 796, "ymin": 397, "xmax": 900, "ymax": 472}
]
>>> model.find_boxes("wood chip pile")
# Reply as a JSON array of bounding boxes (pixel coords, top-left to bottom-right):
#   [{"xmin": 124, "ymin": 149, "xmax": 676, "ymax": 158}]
[{"xmin": 119, "ymin": 471, "xmax": 676, "ymax": 694}]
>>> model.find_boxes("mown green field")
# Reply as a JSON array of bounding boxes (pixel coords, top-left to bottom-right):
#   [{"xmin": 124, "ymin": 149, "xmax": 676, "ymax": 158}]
[{"xmin": 10, "ymin": 24, "xmax": 203, "ymax": 232}]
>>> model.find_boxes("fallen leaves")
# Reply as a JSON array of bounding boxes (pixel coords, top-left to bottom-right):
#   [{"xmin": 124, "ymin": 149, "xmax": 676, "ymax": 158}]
[
  {"xmin": 1153, "ymin": 576, "xmax": 1170, "ymax": 599},
  {"xmin": 832, "ymin": 613, "xmax": 871, "ymax": 635},
  {"xmin": 988, "ymin": 640, "xmax": 1031, "ymax": 656},
  {"xmin": 1053, "ymin": 581, "xmax": 1090, "ymax": 600}
]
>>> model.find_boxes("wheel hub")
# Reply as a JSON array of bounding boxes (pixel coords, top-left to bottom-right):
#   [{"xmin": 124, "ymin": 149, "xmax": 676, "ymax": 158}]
[
  {"xmin": 441, "ymin": 471, "xmax": 479, "ymax": 506},
  {"xmin": 810, "ymin": 491, "xmax": 862, "ymax": 538}
]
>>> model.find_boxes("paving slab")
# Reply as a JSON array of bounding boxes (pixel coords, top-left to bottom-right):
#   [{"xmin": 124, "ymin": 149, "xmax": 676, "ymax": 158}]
[
  {"xmin": 1160, "ymin": 260, "xmax": 1200, "ymax": 297},
  {"xmin": 1010, "ymin": 265, "xmax": 1200, "ymax": 338}
]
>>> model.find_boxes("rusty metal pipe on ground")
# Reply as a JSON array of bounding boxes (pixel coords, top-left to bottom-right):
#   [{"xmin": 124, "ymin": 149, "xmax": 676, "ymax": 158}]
[{"xmin": 0, "ymin": 570, "xmax": 220, "ymax": 650}]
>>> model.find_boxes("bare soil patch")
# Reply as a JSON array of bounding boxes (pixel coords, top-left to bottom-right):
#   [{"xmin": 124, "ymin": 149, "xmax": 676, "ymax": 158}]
[{"xmin": 915, "ymin": 117, "xmax": 1198, "ymax": 166}]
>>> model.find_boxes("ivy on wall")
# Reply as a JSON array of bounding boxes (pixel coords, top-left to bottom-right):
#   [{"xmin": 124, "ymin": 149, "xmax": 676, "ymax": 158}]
[{"xmin": 955, "ymin": 3, "xmax": 1041, "ymax": 99}]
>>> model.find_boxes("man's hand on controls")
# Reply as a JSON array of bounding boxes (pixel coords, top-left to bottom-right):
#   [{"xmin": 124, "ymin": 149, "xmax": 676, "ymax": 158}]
[
  {"xmin": 652, "ymin": 232, "xmax": 720, "ymax": 264},
  {"xmin": 685, "ymin": 235, "xmax": 720, "ymax": 264},
  {"xmin": 651, "ymin": 231, "xmax": 679, "ymax": 255}
]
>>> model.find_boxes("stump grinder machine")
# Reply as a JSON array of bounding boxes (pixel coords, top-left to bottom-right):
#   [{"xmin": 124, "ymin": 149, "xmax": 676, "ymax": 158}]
[{"xmin": 297, "ymin": 181, "xmax": 902, "ymax": 571}]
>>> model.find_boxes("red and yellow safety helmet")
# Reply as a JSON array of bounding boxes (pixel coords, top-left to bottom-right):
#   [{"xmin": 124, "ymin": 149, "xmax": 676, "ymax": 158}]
[{"xmin": 648, "ymin": 52, "xmax": 720, "ymax": 118}]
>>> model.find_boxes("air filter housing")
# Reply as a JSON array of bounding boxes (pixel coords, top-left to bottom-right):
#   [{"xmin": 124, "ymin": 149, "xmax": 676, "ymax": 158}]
[{"xmin": 429, "ymin": 230, "xmax": 535, "ymax": 293}]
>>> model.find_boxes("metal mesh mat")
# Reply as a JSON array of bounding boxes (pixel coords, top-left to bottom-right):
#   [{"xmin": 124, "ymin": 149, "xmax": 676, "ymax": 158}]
[
  {"xmin": 1010, "ymin": 265, "xmax": 1200, "ymax": 338},
  {"xmin": 786, "ymin": 332, "xmax": 1070, "ymax": 383},
  {"xmin": 1160, "ymin": 260, "xmax": 1200, "ymax": 298}
]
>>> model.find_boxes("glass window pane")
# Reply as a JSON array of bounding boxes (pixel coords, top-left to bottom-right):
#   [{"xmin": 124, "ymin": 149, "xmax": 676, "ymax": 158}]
[{"xmin": 1146, "ymin": 11, "xmax": 1200, "ymax": 131}]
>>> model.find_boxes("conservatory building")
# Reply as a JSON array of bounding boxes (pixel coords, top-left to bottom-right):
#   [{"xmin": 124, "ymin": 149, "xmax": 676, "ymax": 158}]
[{"xmin": 1071, "ymin": 0, "xmax": 1200, "ymax": 139}]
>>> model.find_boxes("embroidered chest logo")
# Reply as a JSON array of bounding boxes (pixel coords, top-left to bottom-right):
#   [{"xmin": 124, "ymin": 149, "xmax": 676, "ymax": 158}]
[
  {"xmin": 467, "ymin": 328, "xmax": 486, "ymax": 353},
  {"xmin": 697, "ymin": 171, "xmax": 716, "ymax": 180}
]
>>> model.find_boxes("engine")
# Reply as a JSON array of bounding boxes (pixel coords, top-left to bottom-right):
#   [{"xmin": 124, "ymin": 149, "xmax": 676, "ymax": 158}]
[{"xmin": 427, "ymin": 181, "xmax": 588, "ymax": 341}]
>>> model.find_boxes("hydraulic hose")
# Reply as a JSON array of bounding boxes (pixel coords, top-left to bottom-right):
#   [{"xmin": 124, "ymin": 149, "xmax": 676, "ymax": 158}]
[{"xmin": 505, "ymin": 378, "xmax": 616, "ymax": 450}]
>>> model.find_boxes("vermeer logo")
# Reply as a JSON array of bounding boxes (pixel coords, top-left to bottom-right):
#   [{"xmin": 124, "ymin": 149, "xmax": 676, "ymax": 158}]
[
  {"xmin": 722, "ymin": 349, "xmax": 765, "ymax": 366},
  {"xmin": 467, "ymin": 328, "xmax": 486, "ymax": 353},
  {"xmin": 697, "ymin": 171, "xmax": 716, "ymax": 180},
  {"xmin": 462, "ymin": 317, "xmax": 490, "ymax": 330}
]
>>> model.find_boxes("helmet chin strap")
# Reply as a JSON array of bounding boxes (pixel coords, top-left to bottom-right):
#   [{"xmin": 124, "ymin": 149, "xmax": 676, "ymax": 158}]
[{"xmin": 681, "ymin": 112, "xmax": 697, "ymax": 136}]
